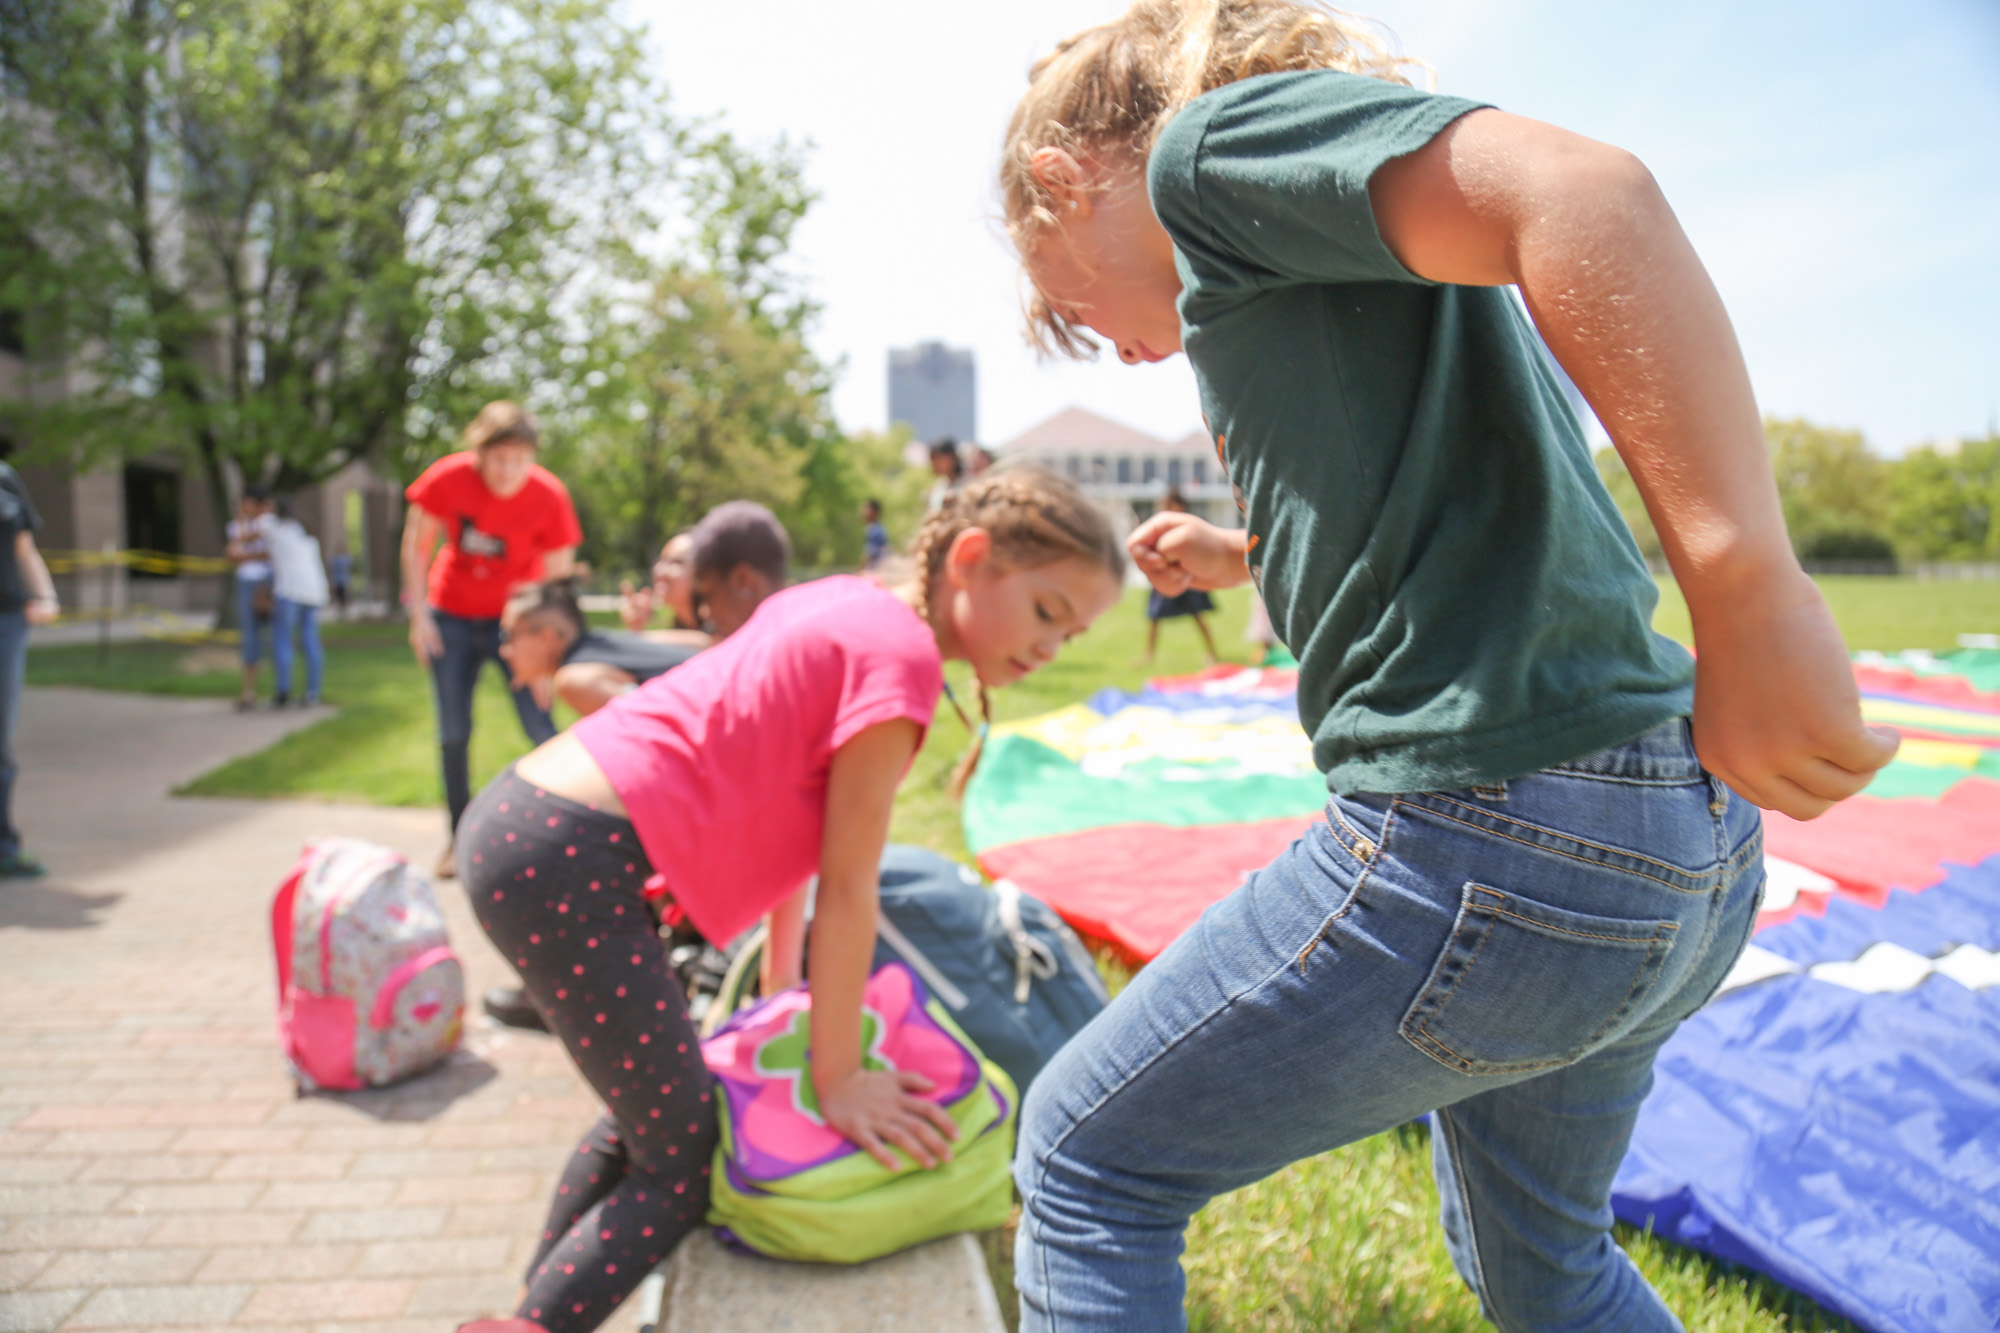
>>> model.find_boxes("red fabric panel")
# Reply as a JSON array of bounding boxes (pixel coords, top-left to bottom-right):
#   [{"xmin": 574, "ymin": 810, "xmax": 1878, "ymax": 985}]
[
  {"xmin": 1148, "ymin": 664, "xmax": 1300, "ymax": 694},
  {"xmin": 1854, "ymin": 665, "xmax": 2000, "ymax": 713},
  {"xmin": 1761, "ymin": 777, "xmax": 2000, "ymax": 906},
  {"xmin": 976, "ymin": 816, "xmax": 1320, "ymax": 964}
]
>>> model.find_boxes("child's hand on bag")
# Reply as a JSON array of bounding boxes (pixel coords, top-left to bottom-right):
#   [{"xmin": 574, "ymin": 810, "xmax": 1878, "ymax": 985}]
[
  {"xmin": 1126, "ymin": 512, "xmax": 1251, "ymax": 594},
  {"xmin": 1691, "ymin": 570, "xmax": 1900, "ymax": 820},
  {"xmin": 820, "ymin": 1067, "xmax": 959, "ymax": 1172}
]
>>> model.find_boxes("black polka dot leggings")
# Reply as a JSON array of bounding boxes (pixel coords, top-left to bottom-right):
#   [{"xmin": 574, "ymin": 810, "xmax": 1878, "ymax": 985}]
[{"xmin": 462, "ymin": 765, "xmax": 718, "ymax": 1333}]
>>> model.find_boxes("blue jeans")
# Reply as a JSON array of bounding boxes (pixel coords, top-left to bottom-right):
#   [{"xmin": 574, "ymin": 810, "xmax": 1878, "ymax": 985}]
[
  {"xmin": 272, "ymin": 598, "xmax": 324, "ymax": 703},
  {"xmin": 0, "ymin": 610, "xmax": 26, "ymax": 856},
  {"xmin": 236, "ymin": 575, "xmax": 272, "ymax": 665},
  {"xmin": 428, "ymin": 606, "xmax": 556, "ymax": 831},
  {"xmin": 1014, "ymin": 718, "xmax": 1764, "ymax": 1333}
]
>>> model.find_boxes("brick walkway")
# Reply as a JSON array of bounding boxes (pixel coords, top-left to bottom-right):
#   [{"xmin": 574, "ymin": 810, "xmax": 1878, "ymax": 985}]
[{"xmin": 0, "ymin": 688, "xmax": 651, "ymax": 1332}]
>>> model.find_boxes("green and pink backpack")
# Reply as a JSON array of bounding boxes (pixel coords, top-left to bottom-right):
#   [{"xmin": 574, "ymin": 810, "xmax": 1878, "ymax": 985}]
[{"xmin": 700, "ymin": 960, "xmax": 1017, "ymax": 1263}]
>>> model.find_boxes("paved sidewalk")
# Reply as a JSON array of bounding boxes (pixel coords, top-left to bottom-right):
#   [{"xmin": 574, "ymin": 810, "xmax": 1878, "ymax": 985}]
[{"xmin": 0, "ymin": 688, "xmax": 651, "ymax": 1333}]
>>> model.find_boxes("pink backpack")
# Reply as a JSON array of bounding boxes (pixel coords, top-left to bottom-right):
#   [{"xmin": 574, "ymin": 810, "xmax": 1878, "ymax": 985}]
[{"xmin": 270, "ymin": 838, "xmax": 464, "ymax": 1091}]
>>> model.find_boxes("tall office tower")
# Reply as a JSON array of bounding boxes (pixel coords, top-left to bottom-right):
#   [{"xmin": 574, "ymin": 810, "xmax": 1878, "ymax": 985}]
[{"xmin": 887, "ymin": 341, "xmax": 977, "ymax": 444}]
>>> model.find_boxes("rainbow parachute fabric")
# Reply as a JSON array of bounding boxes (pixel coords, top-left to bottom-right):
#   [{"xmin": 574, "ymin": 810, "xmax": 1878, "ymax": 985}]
[{"xmin": 962, "ymin": 651, "xmax": 2000, "ymax": 1333}]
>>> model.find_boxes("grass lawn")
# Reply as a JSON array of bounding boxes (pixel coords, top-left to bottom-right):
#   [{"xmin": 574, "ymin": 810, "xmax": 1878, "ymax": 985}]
[{"xmin": 33, "ymin": 576, "xmax": 1988, "ymax": 1330}]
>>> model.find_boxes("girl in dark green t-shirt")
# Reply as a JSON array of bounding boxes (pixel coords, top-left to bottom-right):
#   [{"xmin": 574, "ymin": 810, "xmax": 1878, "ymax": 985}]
[{"xmin": 993, "ymin": 3, "xmax": 1900, "ymax": 1331}]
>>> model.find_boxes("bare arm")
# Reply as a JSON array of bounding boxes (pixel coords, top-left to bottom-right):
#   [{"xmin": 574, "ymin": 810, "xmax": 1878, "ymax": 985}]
[
  {"xmin": 639, "ymin": 628, "xmax": 711, "ymax": 648},
  {"xmin": 16, "ymin": 532, "xmax": 56, "ymax": 625},
  {"xmin": 762, "ymin": 886, "xmax": 807, "ymax": 996},
  {"xmin": 400, "ymin": 507, "xmax": 445, "ymax": 664},
  {"xmin": 810, "ymin": 717, "xmax": 957, "ymax": 1170},
  {"xmin": 542, "ymin": 546, "xmax": 576, "ymax": 581},
  {"xmin": 551, "ymin": 662, "xmax": 637, "ymax": 717},
  {"xmin": 1366, "ymin": 109, "xmax": 1897, "ymax": 818}
]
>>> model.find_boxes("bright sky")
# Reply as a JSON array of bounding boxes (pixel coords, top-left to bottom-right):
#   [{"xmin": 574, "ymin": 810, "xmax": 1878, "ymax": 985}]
[{"xmin": 630, "ymin": 0, "xmax": 2000, "ymax": 454}]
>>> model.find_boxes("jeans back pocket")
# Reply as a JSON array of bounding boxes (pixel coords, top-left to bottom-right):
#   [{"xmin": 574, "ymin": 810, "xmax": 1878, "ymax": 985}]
[{"xmin": 1400, "ymin": 882, "xmax": 1678, "ymax": 1076}]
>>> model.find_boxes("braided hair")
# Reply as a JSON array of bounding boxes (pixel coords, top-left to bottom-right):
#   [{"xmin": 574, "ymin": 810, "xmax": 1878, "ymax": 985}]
[{"xmin": 901, "ymin": 464, "xmax": 1127, "ymax": 799}]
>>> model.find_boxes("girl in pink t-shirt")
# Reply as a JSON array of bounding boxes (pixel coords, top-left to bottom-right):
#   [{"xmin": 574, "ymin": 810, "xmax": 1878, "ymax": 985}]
[{"xmin": 453, "ymin": 468, "xmax": 1125, "ymax": 1333}]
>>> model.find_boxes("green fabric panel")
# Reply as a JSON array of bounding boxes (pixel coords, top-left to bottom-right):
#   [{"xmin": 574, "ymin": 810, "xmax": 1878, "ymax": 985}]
[
  {"xmin": 1938, "ymin": 649, "xmax": 2000, "ymax": 693},
  {"xmin": 1861, "ymin": 748, "xmax": 2000, "ymax": 799},
  {"xmin": 963, "ymin": 732, "xmax": 1325, "ymax": 853}
]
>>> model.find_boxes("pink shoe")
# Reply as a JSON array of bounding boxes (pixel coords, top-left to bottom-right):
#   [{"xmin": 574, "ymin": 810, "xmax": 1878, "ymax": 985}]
[{"xmin": 455, "ymin": 1322, "xmax": 548, "ymax": 1333}]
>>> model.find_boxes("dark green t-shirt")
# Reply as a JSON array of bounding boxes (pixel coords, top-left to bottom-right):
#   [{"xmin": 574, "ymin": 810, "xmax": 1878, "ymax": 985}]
[{"xmin": 1149, "ymin": 69, "xmax": 1693, "ymax": 795}]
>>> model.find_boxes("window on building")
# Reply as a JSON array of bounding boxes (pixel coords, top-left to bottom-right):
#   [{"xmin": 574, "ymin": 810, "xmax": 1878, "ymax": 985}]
[
  {"xmin": 1116, "ymin": 457, "xmax": 1132, "ymax": 484},
  {"xmin": 123, "ymin": 463, "xmax": 181, "ymax": 573},
  {"xmin": 1192, "ymin": 458, "xmax": 1208, "ymax": 485},
  {"xmin": 1168, "ymin": 458, "xmax": 1183, "ymax": 487},
  {"xmin": 1091, "ymin": 455, "xmax": 1108, "ymax": 482},
  {"xmin": 1142, "ymin": 458, "xmax": 1158, "ymax": 484}
]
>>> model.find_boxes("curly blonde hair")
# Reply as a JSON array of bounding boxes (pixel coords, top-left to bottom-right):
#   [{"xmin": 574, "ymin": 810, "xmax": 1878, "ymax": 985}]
[
  {"xmin": 1001, "ymin": 0, "xmax": 1424, "ymax": 358},
  {"xmin": 901, "ymin": 465, "xmax": 1126, "ymax": 798}
]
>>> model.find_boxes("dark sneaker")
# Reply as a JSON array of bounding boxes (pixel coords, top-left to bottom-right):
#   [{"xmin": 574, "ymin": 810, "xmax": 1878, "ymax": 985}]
[
  {"xmin": 483, "ymin": 985, "xmax": 548, "ymax": 1032},
  {"xmin": 0, "ymin": 850, "xmax": 47, "ymax": 878}
]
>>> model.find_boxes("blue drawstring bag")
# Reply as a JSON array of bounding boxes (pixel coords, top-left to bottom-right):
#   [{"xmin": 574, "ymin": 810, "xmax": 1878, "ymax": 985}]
[{"xmin": 869, "ymin": 846, "xmax": 1108, "ymax": 1097}]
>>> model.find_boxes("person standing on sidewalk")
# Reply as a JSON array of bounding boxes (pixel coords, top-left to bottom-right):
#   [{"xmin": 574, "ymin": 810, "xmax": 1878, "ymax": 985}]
[
  {"xmin": 402, "ymin": 401, "xmax": 581, "ymax": 876},
  {"xmin": 0, "ymin": 438, "xmax": 57, "ymax": 878},
  {"xmin": 225, "ymin": 486, "xmax": 275, "ymax": 710},
  {"xmin": 260, "ymin": 498, "xmax": 330, "ymax": 707}
]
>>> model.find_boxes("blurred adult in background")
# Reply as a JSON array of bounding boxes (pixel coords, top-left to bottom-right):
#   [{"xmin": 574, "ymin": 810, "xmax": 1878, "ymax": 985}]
[
  {"xmin": 0, "ymin": 437, "xmax": 56, "ymax": 879},
  {"xmin": 861, "ymin": 497, "xmax": 888, "ymax": 570},
  {"xmin": 402, "ymin": 401, "xmax": 581, "ymax": 874},
  {"xmin": 328, "ymin": 547, "xmax": 353, "ymax": 619},
  {"xmin": 226, "ymin": 485, "xmax": 275, "ymax": 711},
  {"xmin": 261, "ymin": 499, "xmax": 330, "ymax": 708},
  {"xmin": 925, "ymin": 437, "xmax": 965, "ymax": 513},
  {"xmin": 617, "ymin": 529, "xmax": 697, "ymax": 634},
  {"xmin": 965, "ymin": 444, "xmax": 995, "ymax": 477}
]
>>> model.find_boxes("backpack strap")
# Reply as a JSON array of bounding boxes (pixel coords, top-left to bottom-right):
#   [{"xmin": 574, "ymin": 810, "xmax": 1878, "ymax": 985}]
[
  {"xmin": 369, "ymin": 946, "xmax": 459, "ymax": 1029},
  {"xmin": 269, "ymin": 849, "xmax": 313, "ymax": 998},
  {"xmin": 995, "ymin": 880, "xmax": 1059, "ymax": 1004}
]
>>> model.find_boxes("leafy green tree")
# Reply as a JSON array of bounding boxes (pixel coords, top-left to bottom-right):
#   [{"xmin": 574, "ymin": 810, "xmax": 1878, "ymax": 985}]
[
  {"xmin": 543, "ymin": 133, "xmax": 905, "ymax": 578},
  {"xmin": 1764, "ymin": 417, "xmax": 1890, "ymax": 555},
  {"xmin": 1593, "ymin": 447, "xmax": 1661, "ymax": 563},
  {"xmin": 0, "ymin": 0, "xmax": 674, "ymax": 542},
  {"xmin": 1888, "ymin": 437, "xmax": 2000, "ymax": 560}
]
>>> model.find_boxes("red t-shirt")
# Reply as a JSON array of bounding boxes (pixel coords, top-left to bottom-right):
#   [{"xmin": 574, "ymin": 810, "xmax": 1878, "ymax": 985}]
[
  {"xmin": 573, "ymin": 577, "xmax": 942, "ymax": 945},
  {"xmin": 405, "ymin": 452, "xmax": 582, "ymax": 619}
]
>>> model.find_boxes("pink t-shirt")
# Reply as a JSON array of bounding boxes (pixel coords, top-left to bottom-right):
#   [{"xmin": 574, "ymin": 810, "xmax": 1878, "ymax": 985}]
[{"xmin": 573, "ymin": 576, "xmax": 941, "ymax": 945}]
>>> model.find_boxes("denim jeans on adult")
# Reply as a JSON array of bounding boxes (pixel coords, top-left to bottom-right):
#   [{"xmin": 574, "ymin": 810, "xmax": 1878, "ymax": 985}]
[
  {"xmin": 272, "ymin": 598, "xmax": 324, "ymax": 703},
  {"xmin": 236, "ymin": 574, "xmax": 271, "ymax": 666},
  {"xmin": 1014, "ymin": 717, "xmax": 1765, "ymax": 1333},
  {"xmin": 0, "ymin": 610, "xmax": 27, "ymax": 856},
  {"xmin": 427, "ymin": 606, "xmax": 556, "ymax": 831}
]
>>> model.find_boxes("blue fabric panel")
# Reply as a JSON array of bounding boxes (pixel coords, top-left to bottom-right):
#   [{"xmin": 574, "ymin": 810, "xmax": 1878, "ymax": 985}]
[
  {"xmin": 1085, "ymin": 685, "xmax": 1299, "ymax": 720},
  {"xmin": 1614, "ymin": 858, "xmax": 2000, "ymax": 1333},
  {"xmin": 1758, "ymin": 860, "xmax": 2000, "ymax": 967}
]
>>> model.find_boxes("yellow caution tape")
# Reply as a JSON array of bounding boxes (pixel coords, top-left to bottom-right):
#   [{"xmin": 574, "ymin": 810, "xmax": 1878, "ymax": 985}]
[{"xmin": 41, "ymin": 549, "xmax": 236, "ymax": 576}]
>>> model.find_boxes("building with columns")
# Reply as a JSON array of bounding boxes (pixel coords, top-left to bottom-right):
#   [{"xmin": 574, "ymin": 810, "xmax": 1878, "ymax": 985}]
[{"xmin": 995, "ymin": 407, "xmax": 1239, "ymax": 535}]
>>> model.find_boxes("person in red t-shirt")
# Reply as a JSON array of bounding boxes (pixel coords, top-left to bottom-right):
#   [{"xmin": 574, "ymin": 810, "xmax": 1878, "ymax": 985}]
[{"xmin": 402, "ymin": 401, "xmax": 583, "ymax": 868}]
